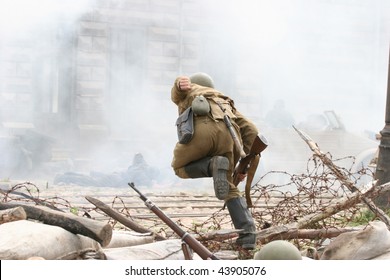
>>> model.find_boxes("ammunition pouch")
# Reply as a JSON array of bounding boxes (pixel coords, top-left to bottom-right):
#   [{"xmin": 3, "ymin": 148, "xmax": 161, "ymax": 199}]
[{"xmin": 176, "ymin": 107, "xmax": 194, "ymax": 144}]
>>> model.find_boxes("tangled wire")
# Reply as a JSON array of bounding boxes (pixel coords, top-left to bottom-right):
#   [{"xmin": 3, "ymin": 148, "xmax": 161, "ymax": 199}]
[
  {"xmin": 0, "ymin": 153, "xmax": 380, "ymax": 258},
  {"xmin": 180, "ymin": 153, "xmax": 378, "ymax": 255}
]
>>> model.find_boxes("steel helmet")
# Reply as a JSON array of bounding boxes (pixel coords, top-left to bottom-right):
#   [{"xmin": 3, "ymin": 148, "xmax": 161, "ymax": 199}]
[
  {"xmin": 190, "ymin": 72, "xmax": 215, "ymax": 88},
  {"xmin": 254, "ymin": 240, "xmax": 302, "ymax": 260}
]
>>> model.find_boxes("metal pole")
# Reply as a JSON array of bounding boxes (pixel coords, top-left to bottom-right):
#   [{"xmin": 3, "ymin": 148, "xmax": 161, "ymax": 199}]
[{"xmin": 375, "ymin": 47, "xmax": 390, "ymax": 209}]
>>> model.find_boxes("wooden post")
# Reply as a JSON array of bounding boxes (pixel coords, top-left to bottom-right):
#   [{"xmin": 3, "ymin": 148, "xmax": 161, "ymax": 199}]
[{"xmin": 375, "ymin": 47, "xmax": 390, "ymax": 209}]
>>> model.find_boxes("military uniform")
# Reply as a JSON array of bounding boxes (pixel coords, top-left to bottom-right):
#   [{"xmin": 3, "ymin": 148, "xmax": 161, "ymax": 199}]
[
  {"xmin": 170, "ymin": 73, "xmax": 259, "ymax": 250},
  {"xmin": 171, "ymin": 78, "xmax": 258, "ymax": 201}
]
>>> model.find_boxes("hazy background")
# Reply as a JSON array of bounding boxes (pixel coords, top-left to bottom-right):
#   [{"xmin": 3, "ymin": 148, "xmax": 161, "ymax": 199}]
[
  {"xmin": 201, "ymin": 0, "xmax": 389, "ymax": 134},
  {"xmin": 0, "ymin": 0, "xmax": 389, "ymax": 188}
]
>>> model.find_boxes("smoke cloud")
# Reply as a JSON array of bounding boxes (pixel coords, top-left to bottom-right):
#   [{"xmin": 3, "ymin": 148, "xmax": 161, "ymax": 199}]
[{"xmin": 0, "ymin": 0, "xmax": 389, "ymax": 188}]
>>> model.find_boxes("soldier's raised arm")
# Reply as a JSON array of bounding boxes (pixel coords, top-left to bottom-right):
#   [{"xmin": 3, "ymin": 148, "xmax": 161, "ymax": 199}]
[{"xmin": 171, "ymin": 76, "xmax": 191, "ymax": 106}]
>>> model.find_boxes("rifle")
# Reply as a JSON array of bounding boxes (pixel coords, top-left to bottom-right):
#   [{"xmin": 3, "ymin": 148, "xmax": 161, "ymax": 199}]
[
  {"xmin": 216, "ymin": 102, "xmax": 246, "ymax": 158},
  {"xmin": 128, "ymin": 182, "xmax": 219, "ymax": 260},
  {"xmin": 233, "ymin": 134, "xmax": 268, "ymax": 207}
]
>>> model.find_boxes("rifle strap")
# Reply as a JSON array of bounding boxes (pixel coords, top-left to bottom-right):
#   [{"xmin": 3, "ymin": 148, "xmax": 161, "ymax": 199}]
[{"xmin": 245, "ymin": 154, "xmax": 260, "ymax": 208}]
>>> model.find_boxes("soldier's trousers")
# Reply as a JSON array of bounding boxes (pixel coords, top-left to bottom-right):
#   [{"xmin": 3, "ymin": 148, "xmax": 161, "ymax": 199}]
[{"xmin": 171, "ymin": 115, "xmax": 242, "ymax": 200}]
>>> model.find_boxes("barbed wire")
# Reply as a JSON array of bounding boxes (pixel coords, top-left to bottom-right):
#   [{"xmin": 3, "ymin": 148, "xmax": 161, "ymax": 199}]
[{"xmin": 0, "ymin": 154, "xmax": 380, "ymax": 258}]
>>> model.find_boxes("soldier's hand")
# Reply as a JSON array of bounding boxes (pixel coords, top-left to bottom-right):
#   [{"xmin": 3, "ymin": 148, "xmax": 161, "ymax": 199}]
[
  {"xmin": 237, "ymin": 173, "xmax": 247, "ymax": 182},
  {"xmin": 177, "ymin": 76, "xmax": 191, "ymax": 91}
]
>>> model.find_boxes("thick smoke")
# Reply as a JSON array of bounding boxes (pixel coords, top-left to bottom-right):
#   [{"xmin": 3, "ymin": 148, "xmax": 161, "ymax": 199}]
[
  {"xmin": 0, "ymin": 0, "xmax": 389, "ymax": 188},
  {"xmin": 204, "ymin": 0, "xmax": 389, "ymax": 135}
]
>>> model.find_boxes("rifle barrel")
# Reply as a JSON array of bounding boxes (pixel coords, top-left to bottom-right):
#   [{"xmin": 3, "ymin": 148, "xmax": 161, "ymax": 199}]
[
  {"xmin": 128, "ymin": 182, "xmax": 219, "ymax": 260},
  {"xmin": 128, "ymin": 182, "xmax": 147, "ymax": 201}
]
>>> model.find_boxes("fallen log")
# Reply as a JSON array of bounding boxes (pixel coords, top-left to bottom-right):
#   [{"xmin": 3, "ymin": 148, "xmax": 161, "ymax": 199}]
[
  {"xmin": 85, "ymin": 196, "xmax": 166, "ymax": 241},
  {"xmin": 294, "ymin": 181, "xmax": 390, "ymax": 228},
  {"xmin": 257, "ymin": 227, "xmax": 359, "ymax": 243},
  {"xmin": 0, "ymin": 202, "xmax": 112, "ymax": 247},
  {"xmin": 201, "ymin": 227, "xmax": 359, "ymax": 244},
  {"xmin": 0, "ymin": 206, "xmax": 27, "ymax": 224},
  {"xmin": 255, "ymin": 181, "xmax": 390, "ymax": 243}
]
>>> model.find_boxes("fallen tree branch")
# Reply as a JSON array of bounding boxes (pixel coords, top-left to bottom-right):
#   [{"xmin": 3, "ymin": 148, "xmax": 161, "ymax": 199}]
[
  {"xmin": 0, "ymin": 202, "xmax": 112, "ymax": 246},
  {"xmin": 255, "ymin": 181, "xmax": 390, "ymax": 243},
  {"xmin": 257, "ymin": 227, "xmax": 359, "ymax": 243},
  {"xmin": 85, "ymin": 196, "xmax": 166, "ymax": 241},
  {"xmin": 293, "ymin": 125, "xmax": 390, "ymax": 230},
  {"xmin": 295, "ymin": 181, "xmax": 388, "ymax": 228}
]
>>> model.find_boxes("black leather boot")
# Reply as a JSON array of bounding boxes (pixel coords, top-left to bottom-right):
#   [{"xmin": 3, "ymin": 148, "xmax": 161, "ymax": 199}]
[
  {"xmin": 226, "ymin": 197, "xmax": 257, "ymax": 249},
  {"xmin": 184, "ymin": 156, "xmax": 229, "ymax": 200}
]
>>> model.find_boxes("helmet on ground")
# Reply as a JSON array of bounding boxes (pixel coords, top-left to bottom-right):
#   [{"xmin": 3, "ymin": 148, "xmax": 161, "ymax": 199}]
[
  {"xmin": 190, "ymin": 72, "xmax": 215, "ymax": 88},
  {"xmin": 254, "ymin": 240, "xmax": 302, "ymax": 260}
]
